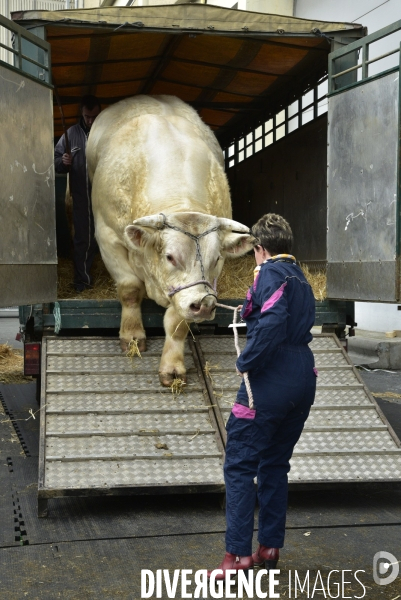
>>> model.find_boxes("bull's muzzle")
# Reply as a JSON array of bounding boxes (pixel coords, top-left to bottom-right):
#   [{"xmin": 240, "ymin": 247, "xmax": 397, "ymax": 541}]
[{"xmin": 189, "ymin": 293, "xmax": 216, "ymax": 319}]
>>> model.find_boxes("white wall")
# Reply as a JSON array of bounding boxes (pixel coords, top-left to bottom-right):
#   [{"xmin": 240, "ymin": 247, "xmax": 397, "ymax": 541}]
[
  {"xmin": 238, "ymin": 0, "xmax": 294, "ymax": 14},
  {"xmin": 355, "ymin": 303, "xmax": 401, "ymax": 334},
  {"xmin": 0, "ymin": 0, "xmax": 69, "ymax": 64},
  {"xmin": 295, "ymin": 0, "xmax": 401, "ymax": 76},
  {"xmin": 130, "ymin": 0, "xmax": 293, "ymax": 9}
]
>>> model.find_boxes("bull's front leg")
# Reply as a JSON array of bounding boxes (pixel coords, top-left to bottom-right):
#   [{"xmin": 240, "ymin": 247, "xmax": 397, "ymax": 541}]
[
  {"xmin": 117, "ymin": 281, "xmax": 146, "ymax": 352},
  {"xmin": 159, "ymin": 305, "xmax": 189, "ymax": 387}
]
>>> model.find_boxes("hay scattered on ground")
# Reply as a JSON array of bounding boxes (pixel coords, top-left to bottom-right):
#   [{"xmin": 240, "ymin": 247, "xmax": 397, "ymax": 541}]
[
  {"xmin": 372, "ymin": 391, "xmax": 401, "ymax": 399},
  {"xmin": 126, "ymin": 339, "xmax": 142, "ymax": 359},
  {"xmin": 57, "ymin": 255, "xmax": 327, "ymax": 301},
  {"xmin": 170, "ymin": 378, "xmax": 186, "ymax": 396},
  {"xmin": 0, "ymin": 343, "xmax": 33, "ymax": 385},
  {"xmin": 204, "ymin": 360, "xmax": 220, "ymax": 383}
]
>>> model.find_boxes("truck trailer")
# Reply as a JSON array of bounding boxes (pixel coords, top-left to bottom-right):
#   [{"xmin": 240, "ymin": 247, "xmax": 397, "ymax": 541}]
[{"xmin": 1, "ymin": 4, "xmax": 401, "ymax": 514}]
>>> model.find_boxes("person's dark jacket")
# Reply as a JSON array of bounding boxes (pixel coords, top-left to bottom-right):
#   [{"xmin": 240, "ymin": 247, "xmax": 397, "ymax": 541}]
[
  {"xmin": 236, "ymin": 256, "xmax": 315, "ymax": 375},
  {"xmin": 54, "ymin": 120, "xmax": 90, "ymax": 203}
]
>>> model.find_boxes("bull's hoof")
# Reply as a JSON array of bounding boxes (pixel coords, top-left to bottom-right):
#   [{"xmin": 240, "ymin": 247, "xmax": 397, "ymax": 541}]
[
  {"xmin": 120, "ymin": 339, "xmax": 129, "ymax": 352},
  {"xmin": 120, "ymin": 338, "xmax": 147, "ymax": 353},
  {"xmin": 137, "ymin": 338, "xmax": 147, "ymax": 352},
  {"xmin": 159, "ymin": 372, "xmax": 187, "ymax": 388}
]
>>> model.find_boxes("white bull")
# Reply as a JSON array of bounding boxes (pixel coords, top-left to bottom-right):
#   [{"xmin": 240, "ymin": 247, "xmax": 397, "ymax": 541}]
[{"xmin": 87, "ymin": 95, "xmax": 254, "ymax": 386}]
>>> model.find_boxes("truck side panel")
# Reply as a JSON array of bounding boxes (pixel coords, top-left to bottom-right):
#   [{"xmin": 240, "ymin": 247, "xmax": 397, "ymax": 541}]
[
  {"xmin": 327, "ymin": 71, "xmax": 399, "ymax": 301},
  {"xmin": 0, "ymin": 56, "xmax": 56, "ymax": 307}
]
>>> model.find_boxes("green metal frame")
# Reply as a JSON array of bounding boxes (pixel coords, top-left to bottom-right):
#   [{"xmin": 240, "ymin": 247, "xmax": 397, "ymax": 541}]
[
  {"xmin": 0, "ymin": 14, "xmax": 51, "ymax": 86},
  {"xmin": 19, "ymin": 298, "xmax": 350, "ymax": 334},
  {"xmin": 328, "ymin": 19, "xmax": 401, "ymax": 95}
]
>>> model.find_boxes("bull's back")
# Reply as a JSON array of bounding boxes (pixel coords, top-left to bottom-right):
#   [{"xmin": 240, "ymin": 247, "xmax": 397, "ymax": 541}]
[
  {"xmin": 87, "ymin": 95, "xmax": 223, "ymax": 177},
  {"xmin": 88, "ymin": 95, "xmax": 231, "ymax": 233}
]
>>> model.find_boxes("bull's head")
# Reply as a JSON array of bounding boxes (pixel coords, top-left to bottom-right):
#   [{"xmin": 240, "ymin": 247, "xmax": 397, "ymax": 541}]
[{"xmin": 124, "ymin": 212, "xmax": 255, "ymax": 322}]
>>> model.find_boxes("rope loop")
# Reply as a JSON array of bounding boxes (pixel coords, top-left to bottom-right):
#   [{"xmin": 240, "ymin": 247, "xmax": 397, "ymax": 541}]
[{"xmin": 215, "ymin": 302, "xmax": 254, "ymax": 410}]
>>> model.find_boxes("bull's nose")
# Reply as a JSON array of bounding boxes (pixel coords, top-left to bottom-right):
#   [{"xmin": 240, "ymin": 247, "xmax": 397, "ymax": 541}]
[{"xmin": 189, "ymin": 299, "xmax": 216, "ymax": 316}]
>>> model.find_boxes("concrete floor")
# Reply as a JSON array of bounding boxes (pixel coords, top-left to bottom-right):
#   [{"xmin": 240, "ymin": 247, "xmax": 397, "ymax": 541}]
[
  {"xmin": 1, "ymin": 320, "xmax": 401, "ymax": 598},
  {"xmin": 0, "ymin": 380, "xmax": 401, "ymax": 599}
]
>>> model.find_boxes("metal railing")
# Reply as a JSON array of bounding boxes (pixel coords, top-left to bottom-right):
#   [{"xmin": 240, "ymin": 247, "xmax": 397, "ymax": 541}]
[
  {"xmin": 328, "ymin": 19, "xmax": 401, "ymax": 95},
  {"xmin": 0, "ymin": 13, "xmax": 51, "ymax": 84},
  {"xmin": 223, "ymin": 76, "xmax": 328, "ymax": 171}
]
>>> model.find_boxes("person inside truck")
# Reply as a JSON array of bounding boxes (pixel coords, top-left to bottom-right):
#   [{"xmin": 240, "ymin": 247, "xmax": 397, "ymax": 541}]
[
  {"xmin": 208, "ymin": 213, "xmax": 317, "ymax": 580},
  {"xmin": 54, "ymin": 95, "xmax": 101, "ymax": 293}
]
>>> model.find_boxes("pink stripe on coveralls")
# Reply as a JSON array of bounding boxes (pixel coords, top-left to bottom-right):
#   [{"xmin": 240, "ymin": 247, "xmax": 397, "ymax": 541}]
[
  {"xmin": 261, "ymin": 282, "xmax": 287, "ymax": 313},
  {"xmin": 232, "ymin": 403, "xmax": 256, "ymax": 420},
  {"xmin": 242, "ymin": 290, "xmax": 253, "ymax": 318}
]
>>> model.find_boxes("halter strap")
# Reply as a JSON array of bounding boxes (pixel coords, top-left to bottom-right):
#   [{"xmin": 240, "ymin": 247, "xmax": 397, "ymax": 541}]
[
  {"xmin": 160, "ymin": 213, "xmax": 219, "ymax": 298},
  {"xmin": 168, "ymin": 279, "xmax": 216, "ymax": 297}
]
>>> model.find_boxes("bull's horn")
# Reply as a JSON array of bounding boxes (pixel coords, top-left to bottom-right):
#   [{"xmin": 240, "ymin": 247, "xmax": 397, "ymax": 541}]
[
  {"xmin": 218, "ymin": 218, "xmax": 251, "ymax": 233},
  {"xmin": 132, "ymin": 213, "xmax": 166, "ymax": 229}
]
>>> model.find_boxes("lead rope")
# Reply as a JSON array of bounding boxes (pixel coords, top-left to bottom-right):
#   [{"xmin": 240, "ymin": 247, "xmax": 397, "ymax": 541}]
[{"xmin": 215, "ymin": 302, "xmax": 254, "ymax": 410}]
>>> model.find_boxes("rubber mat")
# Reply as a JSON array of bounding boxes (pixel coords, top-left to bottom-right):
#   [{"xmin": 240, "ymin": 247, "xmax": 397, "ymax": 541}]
[
  {"xmin": 0, "ymin": 463, "xmax": 21, "ymax": 548},
  {"xmin": 0, "ymin": 383, "xmax": 37, "ymax": 414},
  {"xmin": 4, "ymin": 412, "xmax": 39, "ymax": 458},
  {"xmin": 5, "ymin": 457, "xmax": 401, "ymax": 552},
  {"xmin": 0, "ymin": 384, "xmax": 40, "ymax": 457},
  {"xmin": 287, "ymin": 487, "xmax": 401, "ymax": 527},
  {"xmin": 0, "ymin": 528, "xmax": 400, "ymax": 600},
  {"xmin": 0, "ymin": 414, "xmax": 21, "ymax": 459}
]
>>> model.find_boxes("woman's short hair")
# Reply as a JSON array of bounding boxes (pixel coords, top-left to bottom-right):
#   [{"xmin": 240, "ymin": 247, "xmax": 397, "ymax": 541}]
[{"xmin": 251, "ymin": 213, "xmax": 293, "ymax": 255}]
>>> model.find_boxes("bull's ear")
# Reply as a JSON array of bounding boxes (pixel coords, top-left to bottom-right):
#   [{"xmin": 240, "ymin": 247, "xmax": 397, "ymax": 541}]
[
  {"xmin": 221, "ymin": 232, "xmax": 255, "ymax": 257},
  {"xmin": 124, "ymin": 224, "xmax": 154, "ymax": 250}
]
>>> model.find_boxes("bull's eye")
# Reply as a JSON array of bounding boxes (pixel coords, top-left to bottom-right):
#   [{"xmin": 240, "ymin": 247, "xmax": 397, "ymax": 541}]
[
  {"xmin": 166, "ymin": 254, "xmax": 176, "ymax": 266},
  {"xmin": 215, "ymin": 255, "xmax": 222, "ymax": 267}
]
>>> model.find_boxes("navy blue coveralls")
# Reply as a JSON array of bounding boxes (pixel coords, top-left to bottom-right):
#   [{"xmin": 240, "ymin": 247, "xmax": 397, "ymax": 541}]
[{"xmin": 224, "ymin": 255, "xmax": 316, "ymax": 556}]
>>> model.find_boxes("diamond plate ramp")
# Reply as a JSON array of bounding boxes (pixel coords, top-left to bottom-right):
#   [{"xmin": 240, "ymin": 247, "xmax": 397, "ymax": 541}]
[
  {"xmin": 10, "ymin": 457, "xmax": 227, "ymax": 544},
  {"xmin": 195, "ymin": 334, "xmax": 401, "ymax": 484},
  {"xmin": 38, "ymin": 337, "xmax": 225, "ymax": 516}
]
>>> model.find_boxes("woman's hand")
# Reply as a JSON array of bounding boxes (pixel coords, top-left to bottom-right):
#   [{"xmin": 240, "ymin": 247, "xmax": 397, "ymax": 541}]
[{"xmin": 236, "ymin": 367, "xmax": 243, "ymax": 377}]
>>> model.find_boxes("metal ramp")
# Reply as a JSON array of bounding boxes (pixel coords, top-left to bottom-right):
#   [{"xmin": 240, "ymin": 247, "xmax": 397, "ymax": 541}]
[
  {"xmin": 38, "ymin": 336, "xmax": 225, "ymax": 516},
  {"xmin": 38, "ymin": 334, "xmax": 401, "ymax": 515},
  {"xmin": 195, "ymin": 334, "xmax": 401, "ymax": 483}
]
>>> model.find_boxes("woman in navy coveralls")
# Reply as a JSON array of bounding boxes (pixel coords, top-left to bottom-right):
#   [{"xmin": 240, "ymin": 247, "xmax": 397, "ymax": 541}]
[{"xmin": 208, "ymin": 213, "xmax": 317, "ymax": 579}]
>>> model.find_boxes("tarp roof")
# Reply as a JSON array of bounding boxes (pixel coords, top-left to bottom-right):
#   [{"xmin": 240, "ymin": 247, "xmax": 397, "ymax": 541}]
[{"xmin": 13, "ymin": 4, "xmax": 364, "ymax": 144}]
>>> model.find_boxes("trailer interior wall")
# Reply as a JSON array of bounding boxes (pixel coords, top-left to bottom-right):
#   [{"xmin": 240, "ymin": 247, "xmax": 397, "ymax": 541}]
[
  {"xmin": 227, "ymin": 114, "xmax": 327, "ymax": 265},
  {"xmin": 7, "ymin": 6, "xmax": 363, "ymax": 309}
]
